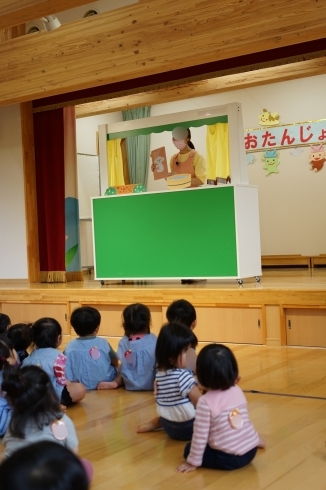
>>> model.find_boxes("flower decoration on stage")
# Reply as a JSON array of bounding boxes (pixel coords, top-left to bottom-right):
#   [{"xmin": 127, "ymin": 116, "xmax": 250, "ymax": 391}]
[
  {"xmin": 258, "ymin": 109, "xmax": 280, "ymax": 126},
  {"xmin": 133, "ymin": 184, "xmax": 147, "ymax": 193},
  {"xmin": 309, "ymin": 144, "xmax": 325, "ymax": 172},
  {"xmin": 105, "ymin": 184, "xmax": 147, "ymax": 195},
  {"xmin": 262, "ymin": 149, "xmax": 280, "ymax": 175}
]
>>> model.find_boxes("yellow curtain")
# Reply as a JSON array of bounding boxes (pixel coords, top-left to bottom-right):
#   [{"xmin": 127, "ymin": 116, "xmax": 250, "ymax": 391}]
[
  {"xmin": 107, "ymin": 139, "xmax": 125, "ymax": 187},
  {"xmin": 206, "ymin": 123, "xmax": 230, "ymax": 179}
]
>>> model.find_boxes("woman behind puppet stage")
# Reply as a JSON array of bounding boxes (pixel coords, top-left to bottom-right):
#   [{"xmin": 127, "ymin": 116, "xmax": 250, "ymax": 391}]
[{"xmin": 151, "ymin": 127, "xmax": 206, "ymax": 188}]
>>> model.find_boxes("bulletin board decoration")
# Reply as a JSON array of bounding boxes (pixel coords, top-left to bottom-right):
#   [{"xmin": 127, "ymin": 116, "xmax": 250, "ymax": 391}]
[
  {"xmin": 245, "ymin": 118, "xmax": 326, "ymax": 152},
  {"xmin": 258, "ymin": 109, "xmax": 280, "ymax": 126},
  {"xmin": 262, "ymin": 149, "xmax": 280, "ymax": 176},
  {"xmin": 105, "ymin": 184, "xmax": 146, "ymax": 195},
  {"xmin": 309, "ymin": 144, "xmax": 325, "ymax": 172}
]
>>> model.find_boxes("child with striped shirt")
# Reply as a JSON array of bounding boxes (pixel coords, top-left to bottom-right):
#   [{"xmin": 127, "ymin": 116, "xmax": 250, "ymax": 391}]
[
  {"xmin": 137, "ymin": 323, "xmax": 201, "ymax": 440},
  {"xmin": 177, "ymin": 344, "xmax": 265, "ymax": 472}
]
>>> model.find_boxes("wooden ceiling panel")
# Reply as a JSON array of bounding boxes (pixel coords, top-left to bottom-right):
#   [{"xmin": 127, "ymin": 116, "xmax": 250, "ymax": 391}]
[
  {"xmin": 74, "ymin": 57, "xmax": 326, "ymax": 117},
  {"xmin": 0, "ymin": 0, "xmax": 93, "ymax": 30},
  {"xmin": 0, "ymin": 0, "xmax": 326, "ymax": 106}
]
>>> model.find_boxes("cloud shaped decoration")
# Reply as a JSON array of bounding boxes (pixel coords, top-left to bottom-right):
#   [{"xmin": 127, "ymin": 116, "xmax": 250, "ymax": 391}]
[
  {"xmin": 246, "ymin": 153, "xmax": 254, "ymax": 164},
  {"xmin": 290, "ymin": 147, "xmax": 304, "ymax": 157}
]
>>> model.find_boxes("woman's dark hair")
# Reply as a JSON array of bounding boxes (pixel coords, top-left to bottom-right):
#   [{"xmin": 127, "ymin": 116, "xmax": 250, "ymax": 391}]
[
  {"xmin": 187, "ymin": 128, "xmax": 195, "ymax": 150},
  {"xmin": 196, "ymin": 344, "xmax": 238, "ymax": 390},
  {"xmin": 7, "ymin": 323, "xmax": 32, "ymax": 352},
  {"xmin": 0, "ymin": 441, "xmax": 89, "ymax": 490},
  {"xmin": 0, "ymin": 314, "xmax": 11, "ymax": 335},
  {"xmin": 166, "ymin": 299, "xmax": 196, "ymax": 329},
  {"xmin": 31, "ymin": 318, "xmax": 62, "ymax": 349},
  {"xmin": 156, "ymin": 322, "xmax": 197, "ymax": 371},
  {"xmin": 2, "ymin": 365, "xmax": 62, "ymax": 438},
  {"xmin": 122, "ymin": 303, "xmax": 151, "ymax": 336},
  {"xmin": 70, "ymin": 306, "xmax": 101, "ymax": 337}
]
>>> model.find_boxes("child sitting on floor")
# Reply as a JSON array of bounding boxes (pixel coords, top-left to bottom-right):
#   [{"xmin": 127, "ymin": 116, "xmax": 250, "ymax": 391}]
[
  {"xmin": 177, "ymin": 344, "xmax": 265, "ymax": 473},
  {"xmin": 137, "ymin": 323, "xmax": 201, "ymax": 440},
  {"xmin": 22, "ymin": 318, "xmax": 86, "ymax": 407},
  {"xmin": 65, "ymin": 306, "xmax": 121, "ymax": 390},
  {"xmin": 166, "ymin": 299, "xmax": 197, "ymax": 330},
  {"xmin": 117, "ymin": 303, "xmax": 157, "ymax": 390},
  {"xmin": 6, "ymin": 323, "xmax": 32, "ymax": 364},
  {"xmin": 0, "ymin": 314, "xmax": 11, "ymax": 335}
]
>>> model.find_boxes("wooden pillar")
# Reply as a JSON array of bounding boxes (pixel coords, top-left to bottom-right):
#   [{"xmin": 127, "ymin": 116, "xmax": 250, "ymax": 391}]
[{"xmin": 21, "ymin": 102, "xmax": 41, "ymax": 283}]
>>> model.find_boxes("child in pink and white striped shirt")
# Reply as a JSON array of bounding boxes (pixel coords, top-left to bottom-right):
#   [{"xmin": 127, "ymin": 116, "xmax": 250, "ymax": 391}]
[{"xmin": 177, "ymin": 344, "xmax": 265, "ymax": 473}]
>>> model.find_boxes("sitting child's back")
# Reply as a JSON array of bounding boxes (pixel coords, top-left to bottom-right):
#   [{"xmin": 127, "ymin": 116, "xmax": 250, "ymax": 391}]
[
  {"xmin": 65, "ymin": 307, "xmax": 119, "ymax": 390},
  {"xmin": 117, "ymin": 303, "xmax": 156, "ymax": 391}
]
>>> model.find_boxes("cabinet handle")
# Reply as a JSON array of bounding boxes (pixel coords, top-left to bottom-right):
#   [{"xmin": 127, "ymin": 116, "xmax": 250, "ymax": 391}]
[
  {"xmin": 288, "ymin": 320, "xmax": 291, "ymax": 329},
  {"xmin": 258, "ymin": 320, "xmax": 261, "ymax": 329},
  {"xmin": 65, "ymin": 314, "xmax": 67, "ymax": 321}
]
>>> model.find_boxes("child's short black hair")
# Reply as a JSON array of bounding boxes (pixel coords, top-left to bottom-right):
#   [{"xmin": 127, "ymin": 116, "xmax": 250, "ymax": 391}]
[
  {"xmin": 156, "ymin": 322, "xmax": 197, "ymax": 371},
  {"xmin": 2, "ymin": 365, "xmax": 62, "ymax": 438},
  {"xmin": 70, "ymin": 306, "xmax": 101, "ymax": 337},
  {"xmin": 7, "ymin": 323, "xmax": 32, "ymax": 352},
  {"xmin": 31, "ymin": 318, "xmax": 62, "ymax": 349},
  {"xmin": 196, "ymin": 344, "xmax": 238, "ymax": 390},
  {"xmin": 122, "ymin": 303, "xmax": 151, "ymax": 336},
  {"xmin": 0, "ymin": 314, "xmax": 11, "ymax": 335},
  {"xmin": 0, "ymin": 335, "xmax": 14, "ymax": 373},
  {"xmin": 166, "ymin": 299, "xmax": 196, "ymax": 329},
  {"xmin": 0, "ymin": 441, "xmax": 89, "ymax": 490}
]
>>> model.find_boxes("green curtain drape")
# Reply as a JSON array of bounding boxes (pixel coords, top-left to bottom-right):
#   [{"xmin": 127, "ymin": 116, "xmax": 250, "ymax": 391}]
[{"xmin": 122, "ymin": 106, "xmax": 151, "ymax": 185}]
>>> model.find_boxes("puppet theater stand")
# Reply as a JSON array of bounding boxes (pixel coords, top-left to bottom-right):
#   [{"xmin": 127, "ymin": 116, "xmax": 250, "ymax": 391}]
[{"xmin": 93, "ymin": 102, "xmax": 261, "ymax": 283}]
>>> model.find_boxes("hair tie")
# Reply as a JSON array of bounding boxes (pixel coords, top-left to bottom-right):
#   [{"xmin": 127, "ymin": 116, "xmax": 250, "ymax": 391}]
[{"xmin": 0, "ymin": 356, "xmax": 7, "ymax": 362}]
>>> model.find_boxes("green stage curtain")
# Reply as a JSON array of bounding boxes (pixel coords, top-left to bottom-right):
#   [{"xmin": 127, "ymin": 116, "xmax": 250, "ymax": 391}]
[{"xmin": 122, "ymin": 106, "xmax": 151, "ymax": 185}]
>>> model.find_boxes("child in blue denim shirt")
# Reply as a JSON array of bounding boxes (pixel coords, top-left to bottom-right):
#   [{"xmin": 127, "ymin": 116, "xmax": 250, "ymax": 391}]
[
  {"xmin": 117, "ymin": 304, "xmax": 157, "ymax": 391},
  {"xmin": 65, "ymin": 307, "xmax": 121, "ymax": 390}
]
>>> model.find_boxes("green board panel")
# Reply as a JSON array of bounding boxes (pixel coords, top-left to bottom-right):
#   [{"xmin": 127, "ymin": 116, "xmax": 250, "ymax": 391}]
[{"xmin": 92, "ymin": 187, "xmax": 237, "ymax": 279}]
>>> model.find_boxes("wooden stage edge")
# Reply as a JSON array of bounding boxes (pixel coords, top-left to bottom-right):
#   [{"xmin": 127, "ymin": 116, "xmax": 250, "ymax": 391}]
[{"xmin": 0, "ymin": 268, "xmax": 326, "ymax": 348}]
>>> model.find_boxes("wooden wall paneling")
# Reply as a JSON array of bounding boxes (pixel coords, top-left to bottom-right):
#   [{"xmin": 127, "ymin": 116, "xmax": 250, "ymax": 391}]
[
  {"xmin": 192, "ymin": 306, "xmax": 263, "ymax": 345},
  {"xmin": 1, "ymin": 302, "xmax": 70, "ymax": 334},
  {"xmin": 21, "ymin": 101, "xmax": 40, "ymax": 283},
  {"xmin": 0, "ymin": 0, "xmax": 93, "ymax": 30},
  {"xmin": 81, "ymin": 303, "xmax": 163, "ymax": 337},
  {"xmin": 265, "ymin": 305, "xmax": 283, "ymax": 346},
  {"xmin": 75, "ymin": 57, "xmax": 326, "ymax": 118},
  {"xmin": 285, "ymin": 307, "xmax": 326, "ymax": 347},
  {"xmin": 1, "ymin": 0, "xmax": 326, "ymax": 105}
]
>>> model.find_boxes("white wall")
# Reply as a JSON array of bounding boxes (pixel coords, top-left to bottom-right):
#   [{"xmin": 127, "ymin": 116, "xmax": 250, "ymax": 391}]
[{"xmin": 0, "ymin": 105, "xmax": 28, "ymax": 279}]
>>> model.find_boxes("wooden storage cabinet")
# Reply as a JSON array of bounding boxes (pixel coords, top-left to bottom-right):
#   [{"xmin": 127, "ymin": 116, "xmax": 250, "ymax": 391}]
[
  {"xmin": 194, "ymin": 306, "xmax": 263, "ymax": 344},
  {"xmin": 0, "ymin": 302, "xmax": 70, "ymax": 334},
  {"xmin": 285, "ymin": 308, "xmax": 326, "ymax": 347}
]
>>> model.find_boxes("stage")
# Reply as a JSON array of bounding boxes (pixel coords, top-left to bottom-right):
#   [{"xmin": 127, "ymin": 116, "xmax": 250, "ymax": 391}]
[{"xmin": 1, "ymin": 268, "xmax": 326, "ymax": 348}]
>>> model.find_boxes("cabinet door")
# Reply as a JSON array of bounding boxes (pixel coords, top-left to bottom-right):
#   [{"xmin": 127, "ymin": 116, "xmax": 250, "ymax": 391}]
[
  {"xmin": 184, "ymin": 306, "xmax": 263, "ymax": 344},
  {"xmin": 286, "ymin": 308, "xmax": 326, "ymax": 347},
  {"xmin": 1, "ymin": 303, "xmax": 69, "ymax": 334},
  {"xmin": 82, "ymin": 304, "xmax": 163, "ymax": 337}
]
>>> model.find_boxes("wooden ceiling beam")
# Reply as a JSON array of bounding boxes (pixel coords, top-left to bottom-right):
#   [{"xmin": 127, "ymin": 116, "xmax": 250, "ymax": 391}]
[
  {"xmin": 74, "ymin": 56, "xmax": 326, "ymax": 117},
  {"xmin": 0, "ymin": 0, "xmax": 92, "ymax": 30},
  {"xmin": 0, "ymin": 0, "xmax": 326, "ymax": 106}
]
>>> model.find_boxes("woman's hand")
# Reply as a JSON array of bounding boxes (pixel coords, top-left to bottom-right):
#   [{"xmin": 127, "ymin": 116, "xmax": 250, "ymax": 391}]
[
  {"xmin": 151, "ymin": 163, "xmax": 156, "ymax": 172},
  {"xmin": 176, "ymin": 462, "xmax": 197, "ymax": 473}
]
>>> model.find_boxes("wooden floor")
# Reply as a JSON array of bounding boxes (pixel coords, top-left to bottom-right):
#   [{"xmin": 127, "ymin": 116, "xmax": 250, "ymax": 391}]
[{"xmin": 1, "ymin": 268, "xmax": 326, "ymax": 488}]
